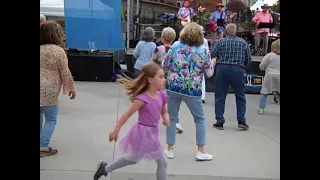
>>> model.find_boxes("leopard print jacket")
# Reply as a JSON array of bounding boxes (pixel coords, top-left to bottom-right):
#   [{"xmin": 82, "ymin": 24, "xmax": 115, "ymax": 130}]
[{"xmin": 40, "ymin": 44, "xmax": 75, "ymax": 106}]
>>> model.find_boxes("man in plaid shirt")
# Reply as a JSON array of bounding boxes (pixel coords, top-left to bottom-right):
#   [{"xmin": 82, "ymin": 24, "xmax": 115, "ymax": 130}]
[{"xmin": 211, "ymin": 23, "xmax": 252, "ymax": 131}]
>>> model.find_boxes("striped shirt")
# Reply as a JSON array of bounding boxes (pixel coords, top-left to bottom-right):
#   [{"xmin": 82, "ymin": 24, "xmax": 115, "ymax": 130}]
[{"xmin": 211, "ymin": 36, "xmax": 252, "ymax": 68}]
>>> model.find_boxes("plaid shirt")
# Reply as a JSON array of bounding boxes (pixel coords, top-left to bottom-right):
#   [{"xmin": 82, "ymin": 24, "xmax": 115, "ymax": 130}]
[{"xmin": 211, "ymin": 36, "xmax": 252, "ymax": 68}]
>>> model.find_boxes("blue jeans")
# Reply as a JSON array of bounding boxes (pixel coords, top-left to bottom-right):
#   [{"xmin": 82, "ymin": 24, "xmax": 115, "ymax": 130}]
[
  {"xmin": 166, "ymin": 91, "xmax": 206, "ymax": 146},
  {"xmin": 40, "ymin": 105, "xmax": 58, "ymax": 148},
  {"xmin": 215, "ymin": 64, "xmax": 246, "ymax": 124},
  {"xmin": 259, "ymin": 92, "xmax": 280, "ymax": 109}
]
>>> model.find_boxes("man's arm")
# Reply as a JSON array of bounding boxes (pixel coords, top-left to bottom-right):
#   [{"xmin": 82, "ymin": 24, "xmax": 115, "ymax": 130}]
[
  {"xmin": 269, "ymin": 13, "xmax": 274, "ymax": 22},
  {"xmin": 252, "ymin": 13, "xmax": 260, "ymax": 24}
]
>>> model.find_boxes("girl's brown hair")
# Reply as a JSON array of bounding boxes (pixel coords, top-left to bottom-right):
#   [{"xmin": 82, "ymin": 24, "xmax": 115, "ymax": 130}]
[
  {"xmin": 118, "ymin": 63, "xmax": 162, "ymax": 101},
  {"xmin": 40, "ymin": 20, "xmax": 64, "ymax": 47}
]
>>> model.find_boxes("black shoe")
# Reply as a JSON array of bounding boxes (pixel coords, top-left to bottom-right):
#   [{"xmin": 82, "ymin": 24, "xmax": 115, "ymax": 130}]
[
  {"xmin": 93, "ymin": 161, "xmax": 108, "ymax": 180},
  {"xmin": 238, "ymin": 121, "xmax": 249, "ymax": 130},
  {"xmin": 202, "ymin": 100, "xmax": 205, "ymax": 103},
  {"xmin": 213, "ymin": 123, "xmax": 224, "ymax": 130}
]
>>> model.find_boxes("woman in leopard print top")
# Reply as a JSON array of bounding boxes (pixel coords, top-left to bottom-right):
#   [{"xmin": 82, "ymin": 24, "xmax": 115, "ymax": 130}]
[{"xmin": 40, "ymin": 20, "xmax": 76, "ymax": 157}]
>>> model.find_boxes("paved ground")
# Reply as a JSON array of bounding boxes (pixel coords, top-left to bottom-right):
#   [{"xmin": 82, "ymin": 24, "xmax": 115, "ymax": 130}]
[{"xmin": 40, "ymin": 82, "xmax": 280, "ymax": 180}]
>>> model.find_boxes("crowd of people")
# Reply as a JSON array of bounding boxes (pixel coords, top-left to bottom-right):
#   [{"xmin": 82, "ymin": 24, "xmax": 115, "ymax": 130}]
[{"xmin": 40, "ymin": 4, "xmax": 280, "ymax": 179}]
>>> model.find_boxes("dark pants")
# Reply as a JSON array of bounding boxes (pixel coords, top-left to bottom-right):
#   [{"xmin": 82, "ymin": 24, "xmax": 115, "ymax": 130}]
[{"xmin": 215, "ymin": 64, "xmax": 246, "ymax": 124}]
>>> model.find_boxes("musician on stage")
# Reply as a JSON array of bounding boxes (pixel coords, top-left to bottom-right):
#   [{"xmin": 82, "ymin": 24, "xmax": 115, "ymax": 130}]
[
  {"xmin": 207, "ymin": 3, "xmax": 227, "ymax": 41},
  {"xmin": 252, "ymin": 4, "xmax": 273, "ymax": 56},
  {"xmin": 177, "ymin": 0, "xmax": 196, "ymax": 24}
]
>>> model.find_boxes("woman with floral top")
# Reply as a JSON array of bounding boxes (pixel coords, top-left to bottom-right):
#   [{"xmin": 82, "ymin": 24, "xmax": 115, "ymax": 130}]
[
  {"xmin": 40, "ymin": 21, "xmax": 76, "ymax": 157},
  {"xmin": 163, "ymin": 22, "xmax": 214, "ymax": 161}
]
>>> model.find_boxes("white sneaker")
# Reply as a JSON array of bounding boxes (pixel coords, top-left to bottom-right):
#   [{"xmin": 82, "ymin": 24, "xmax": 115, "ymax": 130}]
[
  {"xmin": 195, "ymin": 151, "xmax": 213, "ymax": 161},
  {"xmin": 164, "ymin": 149, "xmax": 174, "ymax": 159},
  {"xmin": 176, "ymin": 123, "xmax": 183, "ymax": 133},
  {"xmin": 258, "ymin": 108, "xmax": 264, "ymax": 115}
]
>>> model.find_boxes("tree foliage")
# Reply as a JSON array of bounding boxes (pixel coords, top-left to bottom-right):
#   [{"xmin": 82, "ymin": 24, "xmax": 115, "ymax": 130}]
[
  {"xmin": 226, "ymin": 0, "xmax": 246, "ymax": 12},
  {"xmin": 271, "ymin": 0, "xmax": 280, "ymax": 13}
]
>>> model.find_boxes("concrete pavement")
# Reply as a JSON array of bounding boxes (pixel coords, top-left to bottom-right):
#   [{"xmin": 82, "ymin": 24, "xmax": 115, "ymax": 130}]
[{"xmin": 40, "ymin": 82, "xmax": 280, "ymax": 180}]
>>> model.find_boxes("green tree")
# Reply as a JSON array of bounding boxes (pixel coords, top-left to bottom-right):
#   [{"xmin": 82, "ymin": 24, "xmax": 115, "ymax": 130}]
[{"xmin": 271, "ymin": 0, "xmax": 280, "ymax": 13}]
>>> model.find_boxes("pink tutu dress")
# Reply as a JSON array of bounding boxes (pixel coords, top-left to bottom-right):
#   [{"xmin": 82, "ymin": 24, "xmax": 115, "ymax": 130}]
[{"xmin": 119, "ymin": 90, "xmax": 167, "ymax": 162}]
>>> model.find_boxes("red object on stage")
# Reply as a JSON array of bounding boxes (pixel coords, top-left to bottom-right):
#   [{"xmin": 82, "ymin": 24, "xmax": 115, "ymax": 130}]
[{"xmin": 208, "ymin": 23, "xmax": 217, "ymax": 32}]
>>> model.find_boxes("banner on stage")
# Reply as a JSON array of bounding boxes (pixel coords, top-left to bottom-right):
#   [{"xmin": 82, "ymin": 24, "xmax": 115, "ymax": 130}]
[{"xmin": 64, "ymin": 0, "xmax": 124, "ymax": 50}]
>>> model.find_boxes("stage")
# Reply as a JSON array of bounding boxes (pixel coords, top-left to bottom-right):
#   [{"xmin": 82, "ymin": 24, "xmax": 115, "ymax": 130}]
[{"xmin": 122, "ymin": 52, "xmax": 264, "ymax": 94}]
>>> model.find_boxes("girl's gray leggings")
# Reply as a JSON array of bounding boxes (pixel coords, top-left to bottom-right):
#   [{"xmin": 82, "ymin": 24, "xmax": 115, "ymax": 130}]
[{"xmin": 105, "ymin": 156, "xmax": 167, "ymax": 180}]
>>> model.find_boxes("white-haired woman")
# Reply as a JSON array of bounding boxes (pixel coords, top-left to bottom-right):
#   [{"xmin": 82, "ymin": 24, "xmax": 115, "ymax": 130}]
[
  {"xmin": 151, "ymin": 27, "xmax": 176, "ymax": 66},
  {"xmin": 258, "ymin": 39, "xmax": 280, "ymax": 114},
  {"xmin": 133, "ymin": 27, "xmax": 156, "ymax": 76}
]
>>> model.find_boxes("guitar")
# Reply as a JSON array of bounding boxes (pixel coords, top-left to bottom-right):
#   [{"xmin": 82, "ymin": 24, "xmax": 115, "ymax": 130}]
[
  {"xmin": 208, "ymin": 23, "xmax": 218, "ymax": 32},
  {"xmin": 208, "ymin": 11, "xmax": 233, "ymax": 32},
  {"xmin": 181, "ymin": 16, "xmax": 191, "ymax": 27}
]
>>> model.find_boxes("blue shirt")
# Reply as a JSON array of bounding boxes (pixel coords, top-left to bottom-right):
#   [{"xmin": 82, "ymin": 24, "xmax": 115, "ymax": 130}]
[
  {"xmin": 208, "ymin": 10, "xmax": 227, "ymax": 23},
  {"xmin": 163, "ymin": 41, "xmax": 214, "ymax": 97},
  {"xmin": 211, "ymin": 36, "xmax": 252, "ymax": 68},
  {"xmin": 208, "ymin": 11, "xmax": 227, "ymax": 32},
  {"xmin": 133, "ymin": 41, "xmax": 156, "ymax": 70}
]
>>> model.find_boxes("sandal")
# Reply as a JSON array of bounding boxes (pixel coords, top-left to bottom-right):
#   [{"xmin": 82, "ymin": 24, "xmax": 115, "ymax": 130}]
[{"xmin": 40, "ymin": 147, "xmax": 58, "ymax": 157}]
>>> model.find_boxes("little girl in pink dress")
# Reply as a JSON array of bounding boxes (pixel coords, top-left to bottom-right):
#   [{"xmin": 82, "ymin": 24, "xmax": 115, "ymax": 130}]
[{"xmin": 94, "ymin": 63, "xmax": 169, "ymax": 180}]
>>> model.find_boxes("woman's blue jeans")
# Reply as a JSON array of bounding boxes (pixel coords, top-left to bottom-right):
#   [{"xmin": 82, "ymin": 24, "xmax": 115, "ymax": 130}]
[
  {"xmin": 166, "ymin": 91, "xmax": 206, "ymax": 146},
  {"xmin": 40, "ymin": 104, "xmax": 58, "ymax": 148},
  {"xmin": 259, "ymin": 92, "xmax": 280, "ymax": 109}
]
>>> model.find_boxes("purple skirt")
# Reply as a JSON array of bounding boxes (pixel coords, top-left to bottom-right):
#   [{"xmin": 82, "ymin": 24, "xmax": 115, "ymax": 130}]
[{"xmin": 119, "ymin": 123, "xmax": 164, "ymax": 162}]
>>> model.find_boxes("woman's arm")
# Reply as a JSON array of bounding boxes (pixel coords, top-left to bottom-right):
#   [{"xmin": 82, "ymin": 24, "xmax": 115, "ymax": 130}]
[
  {"xmin": 259, "ymin": 53, "xmax": 271, "ymax": 71},
  {"xmin": 56, "ymin": 47, "xmax": 75, "ymax": 94},
  {"xmin": 150, "ymin": 47, "xmax": 160, "ymax": 64},
  {"xmin": 133, "ymin": 41, "xmax": 141, "ymax": 59}
]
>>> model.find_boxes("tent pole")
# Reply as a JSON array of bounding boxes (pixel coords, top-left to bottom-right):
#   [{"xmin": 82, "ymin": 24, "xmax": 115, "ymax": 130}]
[{"xmin": 126, "ymin": 0, "xmax": 130, "ymax": 49}]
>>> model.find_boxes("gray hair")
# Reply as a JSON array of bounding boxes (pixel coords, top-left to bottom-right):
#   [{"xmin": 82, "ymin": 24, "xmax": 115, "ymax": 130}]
[
  {"xmin": 226, "ymin": 23, "xmax": 237, "ymax": 35},
  {"xmin": 40, "ymin": 14, "xmax": 46, "ymax": 21},
  {"xmin": 141, "ymin": 27, "xmax": 155, "ymax": 42}
]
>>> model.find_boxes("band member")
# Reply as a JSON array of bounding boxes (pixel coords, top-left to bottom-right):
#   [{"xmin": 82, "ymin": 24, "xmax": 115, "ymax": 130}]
[
  {"xmin": 177, "ymin": 0, "xmax": 196, "ymax": 25},
  {"xmin": 252, "ymin": 4, "xmax": 273, "ymax": 56},
  {"xmin": 208, "ymin": 3, "xmax": 227, "ymax": 41}
]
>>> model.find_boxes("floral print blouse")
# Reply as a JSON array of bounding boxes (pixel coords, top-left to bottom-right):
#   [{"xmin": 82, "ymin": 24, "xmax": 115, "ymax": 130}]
[{"xmin": 163, "ymin": 41, "xmax": 214, "ymax": 97}]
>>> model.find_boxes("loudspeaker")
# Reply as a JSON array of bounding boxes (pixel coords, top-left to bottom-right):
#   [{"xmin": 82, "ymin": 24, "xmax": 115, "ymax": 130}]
[
  {"xmin": 67, "ymin": 51, "xmax": 114, "ymax": 82},
  {"xmin": 67, "ymin": 54, "xmax": 87, "ymax": 81},
  {"xmin": 86, "ymin": 55, "xmax": 114, "ymax": 82}
]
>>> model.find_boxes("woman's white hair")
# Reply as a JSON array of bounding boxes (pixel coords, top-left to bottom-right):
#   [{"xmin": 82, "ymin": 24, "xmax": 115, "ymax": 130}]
[{"xmin": 40, "ymin": 14, "xmax": 46, "ymax": 21}]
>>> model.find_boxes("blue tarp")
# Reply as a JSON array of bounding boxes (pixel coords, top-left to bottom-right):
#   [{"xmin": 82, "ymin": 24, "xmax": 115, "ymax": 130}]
[{"xmin": 64, "ymin": 0, "xmax": 124, "ymax": 50}]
